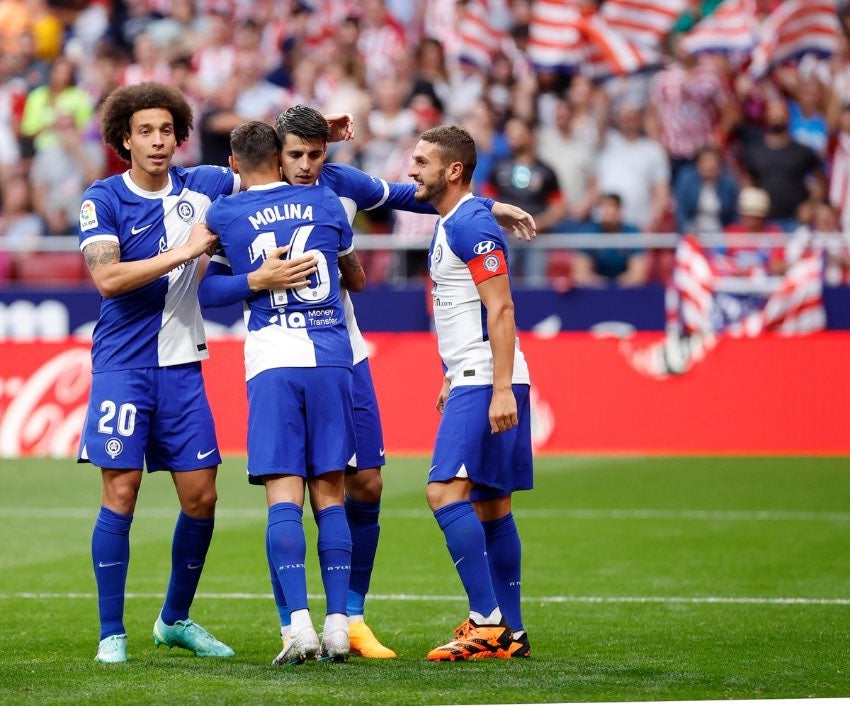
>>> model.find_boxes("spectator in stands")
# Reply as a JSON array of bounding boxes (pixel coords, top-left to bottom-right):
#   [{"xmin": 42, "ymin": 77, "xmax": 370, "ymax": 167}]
[
  {"xmin": 120, "ymin": 31, "xmax": 171, "ymax": 86},
  {"xmin": 0, "ymin": 172, "xmax": 44, "ymax": 248},
  {"xmin": 19, "ymin": 54, "xmax": 94, "ymax": 156},
  {"xmin": 570, "ymin": 193, "xmax": 650, "ymax": 288},
  {"xmin": 312, "ymin": 37, "xmax": 371, "ymax": 126},
  {"xmin": 536, "ymin": 96, "xmax": 598, "ymax": 230},
  {"xmin": 782, "ymin": 200, "xmax": 850, "ymax": 284},
  {"xmin": 718, "ymin": 186, "xmax": 783, "ymax": 276},
  {"xmin": 673, "ymin": 144, "xmax": 739, "ymax": 236},
  {"xmin": 566, "ymin": 74, "xmax": 606, "ymax": 148},
  {"xmin": 774, "ymin": 65, "xmax": 830, "ymax": 159},
  {"xmin": 233, "ymin": 47, "xmax": 289, "ymax": 125},
  {"xmin": 829, "ymin": 102, "xmax": 850, "ymax": 234},
  {"xmin": 595, "ymin": 101, "xmax": 670, "ymax": 234},
  {"xmin": 483, "ymin": 115, "xmax": 567, "ymax": 285},
  {"xmin": 0, "ymin": 0, "xmax": 31, "ymax": 57},
  {"xmin": 362, "ymin": 74, "xmax": 416, "ymax": 179},
  {"xmin": 145, "ymin": 0, "xmax": 206, "ymax": 61},
  {"xmin": 646, "ymin": 37, "xmax": 738, "ymax": 186},
  {"xmin": 111, "ymin": 0, "xmax": 156, "ymax": 52},
  {"xmin": 463, "ymin": 98, "xmax": 511, "ymax": 196},
  {"xmin": 742, "ymin": 97, "xmax": 824, "ymax": 233},
  {"xmin": 29, "ymin": 111, "xmax": 104, "ymax": 235},
  {"xmin": 410, "ymin": 37, "xmax": 452, "ymax": 119},
  {"xmin": 190, "ymin": 6, "xmax": 237, "ymax": 100},
  {"xmin": 5, "ymin": 28, "xmax": 49, "ymax": 92},
  {"xmin": 356, "ymin": 0, "xmax": 407, "ymax": 86},
  {"xmin": 80, "ymin": 41, "xmax": 126, "ymax": 108},
  {"xmin": 0, "ymin": 76, "xmax": 24, "ymax": 181},
  {"xmin": 198, "ymin": 76, "xmax": 244, "ymax": 168}
]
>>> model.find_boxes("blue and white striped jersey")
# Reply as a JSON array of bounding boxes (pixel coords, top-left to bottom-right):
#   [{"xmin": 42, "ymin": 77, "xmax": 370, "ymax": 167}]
[
  {"xmin": 429, "ymin": 194, "xmax": 530, "ymax": 387},
  {"xmin": 78, "ymin": 165, "xmax": 238, "ymax": 372},
  {"xmin": 206, "ymin": 182, "xmax": 354, "ymax": 379}
]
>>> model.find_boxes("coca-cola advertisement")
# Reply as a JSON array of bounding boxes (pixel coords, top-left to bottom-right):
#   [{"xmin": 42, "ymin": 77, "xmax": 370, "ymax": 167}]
[
  {"xmin": 3, "ymin": 334, "xmax": 850, "ymax": 458},
  {"xmin": 0, "ymin": 343, "xmax": 92, "ymax": 457}
]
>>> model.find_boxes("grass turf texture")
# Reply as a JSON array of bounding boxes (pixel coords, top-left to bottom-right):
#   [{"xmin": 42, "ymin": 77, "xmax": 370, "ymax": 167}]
[{"xmin": 0, "ymin": 456, "xmax": 849, "ymax": 704}]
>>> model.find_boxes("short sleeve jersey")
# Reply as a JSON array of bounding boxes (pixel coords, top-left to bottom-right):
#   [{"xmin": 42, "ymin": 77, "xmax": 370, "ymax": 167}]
[
  {"xmin": 428, "ymin": 193, "xmax": 530, "ymax": 387},
  {"xmin": 206, "ymin": 182, "xmax": 354, "ymax": 380},
  {"xmin": 78, "ymin": 165, "xmax": 237, "ymax": 372}
]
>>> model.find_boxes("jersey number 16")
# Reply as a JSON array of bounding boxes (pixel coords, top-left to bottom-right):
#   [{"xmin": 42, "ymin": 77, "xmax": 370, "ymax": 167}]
[{"xmin": 249, "ymin": 226, "xmax": 331, "ymax": 308}]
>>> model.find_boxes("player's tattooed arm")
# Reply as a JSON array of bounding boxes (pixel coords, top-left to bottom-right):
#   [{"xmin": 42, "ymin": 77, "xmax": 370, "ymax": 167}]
[
  {"xmin": 339, "ymin": 249, "xmax": 366, "ymax": 292},
  {"xmin": 83, "ymin": 241, "xmax": 120, "ymax": 274},
  {"xmin": 83, "ymin": 227, "xmax": 211, "ymax": 298}
]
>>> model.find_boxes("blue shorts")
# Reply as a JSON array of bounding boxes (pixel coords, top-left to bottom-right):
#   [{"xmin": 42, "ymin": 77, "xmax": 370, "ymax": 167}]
[
  {"xmin": 346, "ymin": 359, "xmax": 386, "ymax": 473},
  {"xmin": 78, "ymin": 363, "xmax": 221, "ymax": 472},
  {"xmin": 246, "ymin": 366, "xmax": 354, "ymax": 484},
  {"xmin": 430, "ymin": 384, "xmax": 533, "ymax": 501}
]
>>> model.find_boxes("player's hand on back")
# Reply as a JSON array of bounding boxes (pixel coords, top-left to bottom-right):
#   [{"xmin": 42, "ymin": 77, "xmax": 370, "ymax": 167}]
[
  {"xmin": 325, "ymin": 113, "xmax": 355, "ymax": 142},
  {"xmin": 492, "ymin": 203, "xmax": 537, "ymax": 241},
  {"xmin": 248, "ymin": 245, "xmax": 318, "ymax": 292},
  {"xmin": 186, "ymin": 222, "xmax": 219, "ymax": 259}
]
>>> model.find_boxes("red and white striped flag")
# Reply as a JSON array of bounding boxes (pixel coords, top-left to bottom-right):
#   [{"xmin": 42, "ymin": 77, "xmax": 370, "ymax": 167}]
[
  {"xmin": 623, "ymin": 235, "xmax": 825, "ymax": 378},
  {"xmin": 667, "ymin": 235, "xmax": 825, "ymax": 337},
  {"xmin": 680, "ymin": 0, "xmax": 760, "ymax": 56},
  {"xmin": 749, "ymin": 0, "xmax": 841, "ymax": 77},
  {"xmin": 527, "ymin": 0, "xmax": 670, "ymax": 77},
  {"xmin": 582, "ymin": 12, "xmax": 664, "ymax": 77},
  {"xmin": 527, "ymin": 0, "xmax": 586, "ymax": 72},
  {"xmin": 456, "ymin": 0, "xmax": 510, "ymax": 68},
  {"xmin": 599, "ymin": 0, "xmax": 689, "ymax": 48}
]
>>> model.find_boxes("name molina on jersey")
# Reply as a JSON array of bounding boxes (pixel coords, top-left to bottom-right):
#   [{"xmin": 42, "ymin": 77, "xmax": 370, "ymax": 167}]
[{"xmin": 248, "ymin": 203, "xmax": 314, "ymax": 230}]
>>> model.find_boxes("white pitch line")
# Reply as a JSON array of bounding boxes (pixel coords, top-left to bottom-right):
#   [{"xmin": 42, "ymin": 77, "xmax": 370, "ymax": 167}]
[
  {"xmin": 2, "ymin": 592, "xmax": 849, "ymax": 606},
  {"xmin": 1, "ymin": 507, "xmax": 849, "ymax": 522}
]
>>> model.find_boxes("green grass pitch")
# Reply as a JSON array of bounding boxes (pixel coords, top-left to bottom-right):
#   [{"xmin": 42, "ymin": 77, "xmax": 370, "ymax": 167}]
[{"xmin": 1, "ymin": 455, "xmax": 849, "ymax": 704}]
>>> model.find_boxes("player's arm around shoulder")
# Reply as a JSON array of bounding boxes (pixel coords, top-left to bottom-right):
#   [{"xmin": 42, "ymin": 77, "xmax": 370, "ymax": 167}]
[
  {"xmin": 83, "ymin": 222, "xmax": 217, "ymax": 298},
  {"xmin": 324, "ymin": 186, "xmax": 366, "ymax": 292}
]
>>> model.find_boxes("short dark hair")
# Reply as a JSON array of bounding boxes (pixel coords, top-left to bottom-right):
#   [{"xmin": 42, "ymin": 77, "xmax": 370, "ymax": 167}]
[
  {"xmin": 600, "ymin": 192, "xmax": 622, "ymax": 207},
  {"xmin": 418, "ymin": 125, "xmax": 477, "ymax": 185},
  {"xmin": 274, "ymin": 104, "xmax": 329, "ymax": 144},
  {"xmin": 230, "ymin": 121, "xmax": 281, "ymax": 171},
  {"xmin": 100, "ymin": 81, "xmax": 194, "ymax": 163}
]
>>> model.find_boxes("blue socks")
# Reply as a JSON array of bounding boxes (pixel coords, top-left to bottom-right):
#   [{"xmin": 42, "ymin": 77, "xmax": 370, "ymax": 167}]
[
  {"xmin": 160, "ymin": 511, "xmax": 214, "ymax": 625},
  {"xmin": 434, "ymin": 500, "xmax": 498, "ymax": 619},
  {"xmin": 92, "ymin": 506, "xmax": 132, "ymax": 640},
  {"xmin": 344, "ymin": 498, "xmax": 380, "ymax": 616},
  {"xmin": 267, "ymin": 502, "xmax": 308, "ymax": 613},
  {"xmin": 266, "ymin": 531, "xmax": 290, "ymax": 627},
  {"xmin": 315, "ymin": 505, "xmax": 352, "ymax": 616},
  {"xmin": 482, "ymin": 512, "xmax": 523, "ymax": 633}
]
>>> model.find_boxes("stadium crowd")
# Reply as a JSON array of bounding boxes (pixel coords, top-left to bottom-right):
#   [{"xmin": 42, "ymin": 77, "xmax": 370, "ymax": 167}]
[{"xmin": 2, "ymin": 0, "xmax": 850, "ymax": 286}]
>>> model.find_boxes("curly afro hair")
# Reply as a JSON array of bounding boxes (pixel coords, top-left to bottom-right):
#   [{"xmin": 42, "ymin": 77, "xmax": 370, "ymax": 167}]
[{"xmin": 100, "ymin": 82, "xmax": 194, "ymax": 163}]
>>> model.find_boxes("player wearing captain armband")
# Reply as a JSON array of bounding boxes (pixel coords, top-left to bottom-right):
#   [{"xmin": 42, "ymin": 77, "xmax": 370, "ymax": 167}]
[
  {"xmin": 203, "ymin": 120, "xmax": 365, "ymax": 665},
  {"xmin": 408, "ymin": 125, "xmax": 534, "ymax": 662}
]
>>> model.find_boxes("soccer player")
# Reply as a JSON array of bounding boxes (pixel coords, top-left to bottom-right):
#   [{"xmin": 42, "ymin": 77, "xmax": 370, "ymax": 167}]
[
  {"xmin": 78, "ymin": 82, "xmax": 350, "ymax": 664},
  {"xmin": 200, "ymin": 103, "xmax": 535, "ymax": 661},
  {"xmin": 408, "ymin": 125, "xmax": 533, "ymax": 661},
  {"xmin": 203, "ymin": 120, "xmax": 364, "ymax": 665},
  {"xmin": 78, "ymin": 81, "xmax": 237, "ymax": 664}
]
